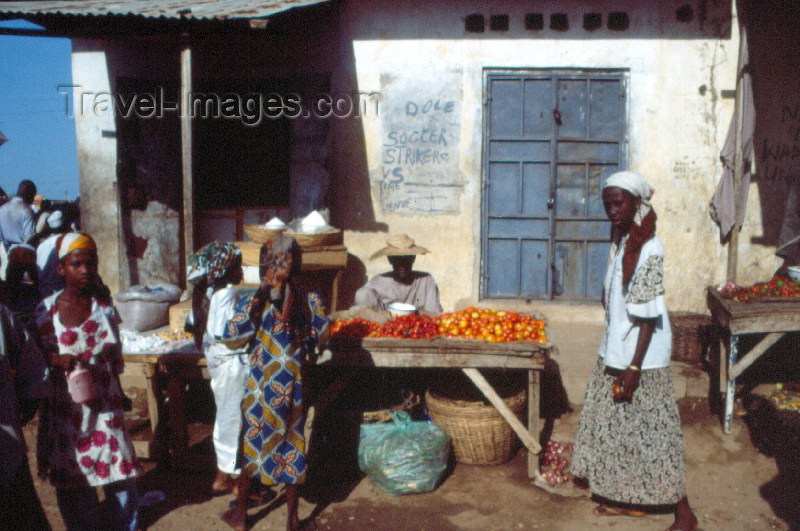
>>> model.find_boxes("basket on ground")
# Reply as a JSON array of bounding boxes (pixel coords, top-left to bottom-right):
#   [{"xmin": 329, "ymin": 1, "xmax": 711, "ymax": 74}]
[
  {"xmin": 244, "ymin": 224, "xmax": 285, "ymax": 244},
  {"xmin": 285, "ymin": 229, "xmax": 342, "ymax": 248},
  {"xmin": 425, "ymin": 387, "xmax": 526, "ymax": 465},
  {"xmin": 669, "ymin": 311, "xmax": 712, "ymax": 365}
]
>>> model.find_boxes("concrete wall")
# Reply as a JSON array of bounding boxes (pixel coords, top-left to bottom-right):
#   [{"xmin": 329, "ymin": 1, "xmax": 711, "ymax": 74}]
[
  {"xmin": 326, "ymin": 0, "xmax": 773, "ymax": 320},
  {"xmin": 71, "ymin": 51, "xmax": 122, "ymax": 294},
  {"xmin": 69, "ymin": 0, "xmax": 800, "ymax": 321}
]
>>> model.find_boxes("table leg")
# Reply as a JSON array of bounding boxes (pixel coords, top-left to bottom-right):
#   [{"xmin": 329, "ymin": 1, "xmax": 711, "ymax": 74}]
[
  {"xmin": 164, "ymin": 369, "xmax": 188, "ymax": 466},
  {"xmin": 527, "ymin": 369, "xmax": 540, "ymax": 479},
  {"xmin": 723, "ymin": 334, "xmax": 739, "ymax": 433},
  {"xmin": 142, "ymin": 363, "xmax": 165, "ymax": 458},
  {"xmin": 330, "ymin": 269, "xmax": 343, "ymax": 313}
]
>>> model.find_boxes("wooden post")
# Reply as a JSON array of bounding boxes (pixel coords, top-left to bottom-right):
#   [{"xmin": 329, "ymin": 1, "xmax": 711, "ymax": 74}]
[
  {"xmin": 181, "ymin": 44, "xmax": 194, "ymax": 278},
  {"xmin": 726, "ymin": 26, "xmax": 748, "ymax": 282}
]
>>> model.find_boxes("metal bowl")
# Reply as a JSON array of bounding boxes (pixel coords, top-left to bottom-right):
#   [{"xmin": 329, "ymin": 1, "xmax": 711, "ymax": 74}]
[
  {"xmin": 388, "ymin": 302, "xmax": 417, "ymax": 318},
  {"xmin": 787, "ymin": 266, "xmax": 800, "ymax": 283}
]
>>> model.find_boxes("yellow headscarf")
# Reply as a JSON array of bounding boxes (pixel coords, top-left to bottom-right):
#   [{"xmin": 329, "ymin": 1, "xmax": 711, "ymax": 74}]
[{"xmin": 57, "ymin": 232, "xmax": 97, "ymax": 260}]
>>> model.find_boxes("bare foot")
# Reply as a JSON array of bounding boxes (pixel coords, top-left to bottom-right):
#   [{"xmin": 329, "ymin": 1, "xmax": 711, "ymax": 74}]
[
  {"xmin": 221, "ymin": 508, "xmax": 247, "ymax": 531},
  {"xmin": 668, "ymin": 497, "xmax": 698, "ymax": 531}
]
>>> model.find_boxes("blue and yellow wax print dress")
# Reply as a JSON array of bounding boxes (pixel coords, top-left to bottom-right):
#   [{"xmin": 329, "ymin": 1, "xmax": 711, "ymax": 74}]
[{"xmin": 225, "ymin": 292, "xmax": 328, "ymax": 486}]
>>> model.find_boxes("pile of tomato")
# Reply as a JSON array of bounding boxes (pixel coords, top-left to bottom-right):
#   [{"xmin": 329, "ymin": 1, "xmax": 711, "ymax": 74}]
[
  {"xmin": 329, "ymin": 317, "xmax": 381, "ymax": 338},
  {"xmin": 330, "ymin": 307, "xmax": 548, "ymax": 343},
  {"xmin": 718, "ymin": 276, "xmax": 800, "ymax": 302},
  {"xmin": 436, "ymin": 307, "xmax": 547, "ymax": 343},
  {"xmin": 379, "ymin": 314, "xmax": 440, "ymax": 339}
]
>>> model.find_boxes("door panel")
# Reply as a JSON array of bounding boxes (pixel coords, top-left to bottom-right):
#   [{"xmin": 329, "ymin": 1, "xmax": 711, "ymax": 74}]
[{"xmin": 482, "ymin": 71, "xmax": 626, "ymax": 300}]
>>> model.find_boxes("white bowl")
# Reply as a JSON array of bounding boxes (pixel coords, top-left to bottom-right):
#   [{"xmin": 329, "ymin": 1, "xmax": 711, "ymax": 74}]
[
  {"xmin": 787, "ymin": 266, "xmax": 800, "ymax": 282},
  {"xmin": 388, "ymin": 302, "xmax": 417, "ymax": 318}
]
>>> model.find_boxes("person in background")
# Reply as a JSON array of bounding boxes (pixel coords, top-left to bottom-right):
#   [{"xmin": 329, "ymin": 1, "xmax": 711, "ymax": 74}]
[
  {"xmin": 4, "ymin": 243, "xmax": 40, "ymax": 330},
  {"xmin": 0, "ymin": 180, "xmax": 37, "ymax": 247},
  {"xmin": 36, "ymin": 210, "xmax": 69, "ymax": 299},
  {"xmin": 0, "ymin": 295, "xmax": 51, "ymax": 530},
  {"xmin": 185, "ymin": 241, "xmax": 250, "ymax": 496},
  {"xmin": 570, "ymin": 171, "xmax": 697, "ymax": 531},
  {"xmin": 354, "ymin": 234, "xmax": 443, "ymax": 314},
  {"xmin": 34, "ymin": 232, "xmax": 141, "ymax": 531},
  {"xmin": 222, "ymin": 235, "xmax": 329, "ymax": 531}
]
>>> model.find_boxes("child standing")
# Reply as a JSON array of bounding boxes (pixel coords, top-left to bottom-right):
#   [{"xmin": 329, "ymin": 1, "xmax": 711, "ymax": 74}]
[
  {"xmin": 222, "ymin": 235, "xmax": 329, "ymax": 531},
  {"xmin": 186, "ymin": 241, "xmax": 249, "ymax": 494},
  {"xmin": 34, "ymin": 232, "xmax": 140, "ymax": 530},
  {"xmin": 570, "ymin": 172, "xmax": 697, "ymax": 531}
]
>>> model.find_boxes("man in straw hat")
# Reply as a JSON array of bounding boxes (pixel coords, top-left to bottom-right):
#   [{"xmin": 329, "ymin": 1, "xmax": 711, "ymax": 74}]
[{"xmin": 354, "ymin": 234, "xmax": 443, "ymax": 314}]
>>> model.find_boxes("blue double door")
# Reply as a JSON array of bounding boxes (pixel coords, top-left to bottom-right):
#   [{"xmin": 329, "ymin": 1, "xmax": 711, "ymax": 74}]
[{"xmin": 482, "ymin": 71, "xmax": 627, "ymax": 301}]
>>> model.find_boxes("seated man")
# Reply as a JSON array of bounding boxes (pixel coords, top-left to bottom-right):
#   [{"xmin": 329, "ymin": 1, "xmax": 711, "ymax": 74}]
[{"xmin": 355, "ymin": 234, "xmax": 443, "ymax": 314}]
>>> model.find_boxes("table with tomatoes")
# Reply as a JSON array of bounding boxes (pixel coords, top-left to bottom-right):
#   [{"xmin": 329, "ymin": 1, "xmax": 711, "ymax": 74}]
[
  {"xmin": 707, "ymin": 284, "xmax": 800, "ymax": 433},
  {"xmin": 323, "ymin": 308, "xmax": 553, "ymax": 478}
]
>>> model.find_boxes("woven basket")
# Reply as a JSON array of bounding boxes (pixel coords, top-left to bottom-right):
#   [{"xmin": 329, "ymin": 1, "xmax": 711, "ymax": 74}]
[
  {"xmin": 244, "ymin": 224, "xmax": 285, "ymax": 244},
  {"xmin": 670, "ymin": 312, "xmax": 711, "ymax": 365},
  {"xmin": 425, "ymin": 387, "xmax": 526, "ymax": 465},
  {"xmin": 285, "ymin": 229, "xmax": 342, "ymax": 249}
]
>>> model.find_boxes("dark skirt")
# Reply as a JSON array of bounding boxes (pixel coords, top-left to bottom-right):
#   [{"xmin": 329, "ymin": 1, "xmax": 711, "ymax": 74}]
[{"xmin": 571, "ymin": 358, "xmax": 686, "ymax": 505}]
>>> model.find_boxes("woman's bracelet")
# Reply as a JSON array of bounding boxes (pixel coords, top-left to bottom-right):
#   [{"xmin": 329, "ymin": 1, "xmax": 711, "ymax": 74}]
[{"xmin": 627, "ymin": 364, "xmax": 641, "ymax": 372}]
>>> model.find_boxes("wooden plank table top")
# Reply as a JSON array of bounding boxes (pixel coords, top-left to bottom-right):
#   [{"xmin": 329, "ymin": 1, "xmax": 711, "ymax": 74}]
[{"xmin": 707, "ymin": 286, "xmax": 800, "ymax": 334}]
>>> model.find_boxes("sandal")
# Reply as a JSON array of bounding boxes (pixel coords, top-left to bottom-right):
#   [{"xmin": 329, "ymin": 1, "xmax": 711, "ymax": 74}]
[{"xmin": 594, "ymin": 504, "xmax": 646, "ymax": 518}]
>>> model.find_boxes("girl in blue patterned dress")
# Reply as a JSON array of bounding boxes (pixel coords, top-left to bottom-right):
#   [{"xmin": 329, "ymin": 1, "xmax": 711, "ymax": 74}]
[{"xmin": 222, "ymin": 235, "xmax": 328, "ymax": 531}]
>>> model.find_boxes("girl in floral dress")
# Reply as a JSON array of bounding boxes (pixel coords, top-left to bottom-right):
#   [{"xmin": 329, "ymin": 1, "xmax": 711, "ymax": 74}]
[
  {"xmin": 222, "ymin": 235, "xmax": 328, "ymax": 531},
  {"xmin": 35, "ymin": 232, "xmax": 140, "ymax": 530}
]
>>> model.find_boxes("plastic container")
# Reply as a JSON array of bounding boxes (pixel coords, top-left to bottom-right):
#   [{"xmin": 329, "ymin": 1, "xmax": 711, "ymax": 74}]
[{"xmin": 67, "ymin": 363, "xmax": 94, "ymax": 404}]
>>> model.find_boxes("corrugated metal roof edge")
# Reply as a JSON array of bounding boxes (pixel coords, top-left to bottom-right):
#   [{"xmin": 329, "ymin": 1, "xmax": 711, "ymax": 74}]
[{"xmin": 0, "ymin": 0, "xmax": 330, "ymax": 22}]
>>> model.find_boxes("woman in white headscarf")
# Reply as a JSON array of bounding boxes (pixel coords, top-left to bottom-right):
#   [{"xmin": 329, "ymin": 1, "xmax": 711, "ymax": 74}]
[{"xmin": 571, "ymin": 171, "xmax": 698, "ymax": 531}]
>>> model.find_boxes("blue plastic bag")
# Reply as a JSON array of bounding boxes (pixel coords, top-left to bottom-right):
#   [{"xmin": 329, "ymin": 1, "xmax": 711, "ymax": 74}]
[{"xmin": 357, "ymin": 411, "xmax": 450, "ymax": 495}]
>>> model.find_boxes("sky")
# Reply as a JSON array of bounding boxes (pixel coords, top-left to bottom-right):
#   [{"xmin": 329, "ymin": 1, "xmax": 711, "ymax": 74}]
[{"xmin": 0, "ymin": 19, "xmax": 79, "ymax": 201}]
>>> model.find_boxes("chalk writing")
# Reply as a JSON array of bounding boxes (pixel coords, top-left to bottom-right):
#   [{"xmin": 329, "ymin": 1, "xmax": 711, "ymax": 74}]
[
  {"xmin": 760, "ymin": 104, "xmax": 800, "ymax": 182},
  {"xmin": 375, "ymin": 67, "xmax": 464, "ymax": 215},
  {"xmin": 672, "ymin": 159, "xmax": 696, "ymax": 178}
]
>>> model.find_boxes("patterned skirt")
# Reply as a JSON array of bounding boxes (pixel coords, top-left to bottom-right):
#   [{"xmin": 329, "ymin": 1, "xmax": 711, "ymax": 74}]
[{"xmin": 571, "ymin": 358, "xmax": 686, "ymax": 505}]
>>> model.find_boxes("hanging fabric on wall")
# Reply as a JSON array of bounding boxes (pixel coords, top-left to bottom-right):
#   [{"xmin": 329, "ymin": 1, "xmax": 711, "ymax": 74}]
[{"xmin": 710, "ymin": 36, "xmax": 756, "ymax": 240}]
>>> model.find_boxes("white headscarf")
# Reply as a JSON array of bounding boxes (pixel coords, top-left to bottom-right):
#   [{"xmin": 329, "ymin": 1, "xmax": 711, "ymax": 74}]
[{"xmin": 603, "ymin": 170, "xmax": 654, "ymax": 226}]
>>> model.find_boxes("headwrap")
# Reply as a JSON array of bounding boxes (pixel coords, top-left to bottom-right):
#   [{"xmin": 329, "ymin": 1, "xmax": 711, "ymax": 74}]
[
  {"xmin": 57, "ymin": 232, "xmax": 97, "ymax": 260},
  {"xmin": 187, "ymin": 241, "xmax": 242, "ymax": 286},
  {"xmin": 603, "ymin": 171, "xmax": 657, "ymax": 287}
]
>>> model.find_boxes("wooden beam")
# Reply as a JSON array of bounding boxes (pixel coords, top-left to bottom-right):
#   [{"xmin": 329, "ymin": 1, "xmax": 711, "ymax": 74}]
[
  {"xmin": 729, "ymin": 332, "xmax": 783, "ymax": 380},
  {"xmin": 726, "ymin": 25, "xmax": 748, "ymax": 282},
  {"xmin": 180, "ymin": 44, "xmax": 194, "ymax": 276},
  {"xmin": 462, "ymin": 367, "xmax": 542, "ymax": 454}
]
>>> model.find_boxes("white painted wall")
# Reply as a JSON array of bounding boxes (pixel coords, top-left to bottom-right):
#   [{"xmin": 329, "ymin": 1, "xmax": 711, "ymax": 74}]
[
  {"xmin": 71, "ymin": 50, "xmax": 122, "ymax": 294},
  {"xmin": 332, "ymin": 0, "xmax": 761, "ymax": 319}
]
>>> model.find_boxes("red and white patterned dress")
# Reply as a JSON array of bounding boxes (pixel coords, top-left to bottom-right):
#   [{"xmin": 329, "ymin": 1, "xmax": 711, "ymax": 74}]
[{"xmin": 35, "ymin": 292, "xmax": 141, "ymax": 488}]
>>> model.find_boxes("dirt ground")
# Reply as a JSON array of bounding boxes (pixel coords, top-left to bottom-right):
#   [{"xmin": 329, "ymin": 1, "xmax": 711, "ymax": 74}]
[{"xmin": 22, "ymin": 386, "xmax": 800, "ymax": 531}]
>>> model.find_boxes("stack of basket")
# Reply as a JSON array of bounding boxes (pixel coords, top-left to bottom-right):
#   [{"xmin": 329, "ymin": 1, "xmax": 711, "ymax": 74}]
[{"xmin": 425, "ymin": 387, "xmax": 526, "ymax": 465}]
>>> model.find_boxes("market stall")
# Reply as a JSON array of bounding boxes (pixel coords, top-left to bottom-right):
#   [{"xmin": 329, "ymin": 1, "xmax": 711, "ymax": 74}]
[
  {"xmin": 122, "ymin": 308, "xmax": 553, "ymax": 479},
  {"xmin": 707, "ymin": 284, "xmax": 800, "ymax": 433}
]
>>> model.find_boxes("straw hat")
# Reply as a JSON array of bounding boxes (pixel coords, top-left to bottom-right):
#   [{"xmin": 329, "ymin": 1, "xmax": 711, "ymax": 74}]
[{"xmin": 369, "ymin": 234, "xmax": 430, "ymax": 260}]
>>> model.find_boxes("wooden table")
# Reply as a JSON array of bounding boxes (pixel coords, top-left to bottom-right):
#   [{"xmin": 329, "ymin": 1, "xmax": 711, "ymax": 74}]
[
  {"xmin": 321, "ymin": 336, "xmax": 551, "ymax": 478},
  {"xmin": 706, "ymin": 286, "xmax": 800, "ymax": 433},
  {"xmin": 125, "ymin": 337, "xmax": 552, "ymax": 477}
]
